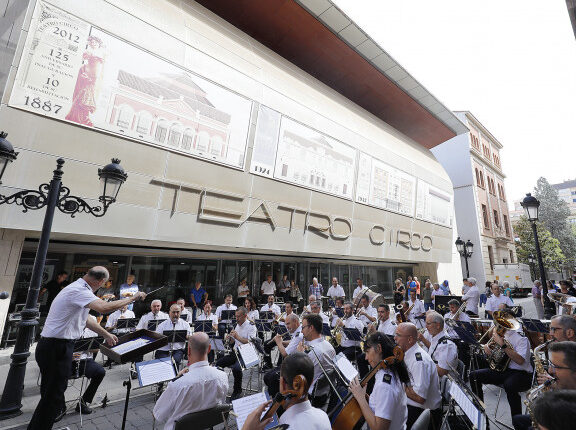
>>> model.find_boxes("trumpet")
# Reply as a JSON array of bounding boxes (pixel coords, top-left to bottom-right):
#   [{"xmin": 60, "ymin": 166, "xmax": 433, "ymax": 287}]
[{"xmin": 452, "ymin": 300, "xmax": 467, "ymax": 320}]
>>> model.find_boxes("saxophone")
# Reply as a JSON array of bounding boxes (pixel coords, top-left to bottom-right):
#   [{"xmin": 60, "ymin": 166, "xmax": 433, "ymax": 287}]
[{"xmin": 524, "ymin": 339, "xmax": 554, "ymax": 426}]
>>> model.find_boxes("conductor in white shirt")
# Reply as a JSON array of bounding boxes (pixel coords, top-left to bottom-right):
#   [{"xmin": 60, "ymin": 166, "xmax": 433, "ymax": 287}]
[
  {"xmin": 153, "ymin": 332, "xmax": 228, "ymax": 430},
  {"xmin": 28, "ymin": 266, "xmax": 146, "ymax": 430}
]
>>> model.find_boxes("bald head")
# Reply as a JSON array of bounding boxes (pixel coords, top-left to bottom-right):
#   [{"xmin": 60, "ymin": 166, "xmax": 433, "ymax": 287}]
[
  {"xmin": 394, "ymin": 322, "xmax": 418, "ymax": 352},
  {"xmin": 188, "ymin": 332, "xmax": 210, "ymax": 362},
  {"xmin": 85, "ymin": 266, "xmax": 109, "ymax": 291}
]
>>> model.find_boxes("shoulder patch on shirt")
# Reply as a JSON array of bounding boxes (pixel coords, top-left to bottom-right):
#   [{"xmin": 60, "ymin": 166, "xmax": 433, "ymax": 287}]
[
  {"xmin": 415, "ymin": 352, "xmax": 423, "ymax": 361},
  {"xmin": 382, "ymin": 373, "xmax": 392, "ymax": 384}
]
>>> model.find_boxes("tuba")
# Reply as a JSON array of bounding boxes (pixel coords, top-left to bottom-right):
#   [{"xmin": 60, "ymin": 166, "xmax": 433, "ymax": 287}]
[{"xmin": 483, "ymin": 310, "xmax": 521, "ymax": 372}]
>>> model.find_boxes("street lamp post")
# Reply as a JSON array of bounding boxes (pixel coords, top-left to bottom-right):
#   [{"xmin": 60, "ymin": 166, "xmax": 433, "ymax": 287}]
[
  {"xmin": 521, "ymin": 193, "xmax": 556, "ymax": 319},
  {"xmin": 0, "ymin": 132, "xmax": 128, "ymax": 419},
  {"xmin": 455, "ymin": 237, "xmax": 474, "ymax": 278}
]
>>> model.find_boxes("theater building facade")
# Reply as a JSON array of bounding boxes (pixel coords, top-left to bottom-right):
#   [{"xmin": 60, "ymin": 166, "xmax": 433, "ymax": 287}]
[{"xmin": 0, "ymin": 0, "xmax": 467, "ymax": 335}]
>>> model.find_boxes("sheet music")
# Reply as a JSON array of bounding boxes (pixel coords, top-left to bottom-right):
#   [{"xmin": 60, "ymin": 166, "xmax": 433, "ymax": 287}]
[
  {"xmin": 111, "ymin": 337, "xmax": 151, "ymax": 355},
  {"xmin": 335, "ymin": 354, "xmax": 358, "ymax": 381},
  {"xmin": 232, "ymin": 392, "xmax": 273, "ymax": 430},
  {"xmin": 210, "ymin": 337, "xmax": 226, "ymax": 351},
  {"xmin": 137, "ymin": 358, "xmax": 176, "ymax": 386},
  {"xmin": 238, "ymin": 342, "xmax": 260, "ymax": 368},
  {"xmin": 450, "ymin": 380, "xmax": 480, "ymax": 427}
]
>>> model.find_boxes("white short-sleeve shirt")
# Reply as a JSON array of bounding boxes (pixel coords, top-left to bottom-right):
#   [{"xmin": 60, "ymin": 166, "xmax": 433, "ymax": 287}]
[
  {"xmin": 378, "ymin": 318, "xmax": 397, "ymax": 336},
  {"xmin": 41, "ymin": 278, "xmax": 98, "ymax": 339},
  {"xmin": 215, "ymin": 304, "xmax": 237, "ymax": 321},
  {"xmin": 486, "ymin": 295, "xmax": 514, "ymax": 312},
  {"xmin": 404, "ymin": 343, "xmax": 442, "ymax": 410},
  {"xmin": 358, "ymin": 305, "xmax": 377, "ymax": 326},
  {"xmin": 105, "ymin": 309, "xmax": 136, "ymax": 328},
  {"xmin": 261, "ymin": 281, "xmax": 276, "ymax": 295},
  {"xmin": 462, "ymin": 286, "xmax": 480, "ymax": 314},
  {"xmin": 196, "ymin": 312, "xmax": 218, "ymax": 329},
  {"xmin": 136, "ymin": 311, "xmax": 169, "ymax": 330},
  {"xmin": 327, "ymin": 285, "xmax": 345, "ymax": 299},
  {"xmin": 505, "ymin": 330, "xmax": 533, "ymax": 373},
  {"xmin": 369, "ymin": 369, "xmax": 408, "ymax": 430},
  {"xmin": 340, "ymin": 316, "xmax": 365, "ymax": 347},
  {"xmin": 156, "ymin": 318, "xmax": 191, "ymax": 351},
  {"xmin": 278, "ymin": 400, "xmax": 331, "ymax": 429},
  {"xmin": 232, "ymin": 319, "xmax": 257, "ymax": 350},
  {"xmin": 424, "ymin": 330, "xmax": 458, "ymax": 373},
  {"xmin": 260, "ymin": 303, "xmax": 281, "ymax": 318}
]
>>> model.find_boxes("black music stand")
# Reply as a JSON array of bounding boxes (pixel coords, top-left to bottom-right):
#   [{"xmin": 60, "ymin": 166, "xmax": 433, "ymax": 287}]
[
  {"xmin": 255, "ymin": 320, "xmax": 272, "ymax": 333},
  {"xmin": 194, "ymin": 320, "xmax": 215, "ymax": 333},
  {"xmin": 342, "ymin": 328, "xmax": 363, "ymax": 342},
  {"xmin": 179, "ymin": 314, "xmax": 189, "ymax": 321},
  {"xmin": 116, "ymin": 318, "xmax": 139, "ymax": 333},
  {"xmin": 322, "ymin": 323, "xmax": 332, "ymax": 337},
  {"xmin": 259, "ymin": 311, "xmax": 275, "ymax": 321},
  {"xmin": 210, "ymin": 336, "xmax": 227, "ymax": 353},
  {"xmin": 73, "ymin": 337, "xmax": 103, "ymax": 354},
  {"xmin": 521, "ymin": 318, "xmax": 549, "ymax": 333},
  {"xmin": 220, "ymin": 310, "xmax": 236, "ymax": 321},
  {"xmin": 447, "ymin": 321, "xmax": 479, "ymax": 346},
  {"xmin": 162, "ymin": 330, "xmax": 189, "ymax": 350},
  {"xmin": 147, "ymin": 319, "xmax": 167, "ymax": 331},
  {"xmin": 274, "ymin": 325, "xmax": 290, "ymax": 341}
]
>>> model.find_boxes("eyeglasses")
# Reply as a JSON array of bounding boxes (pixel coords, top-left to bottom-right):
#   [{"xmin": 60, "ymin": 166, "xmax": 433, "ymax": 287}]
[
  {"xmin": 548, "ymin": 361, "xmax": 571, "ymax": 371},
  {"xmin": 301, "ymin": 325, "xmax": 311, "ymax": 330},
  {"xmin": 549, "ymin": 326, "xmax": 564, "ymax": 333}
]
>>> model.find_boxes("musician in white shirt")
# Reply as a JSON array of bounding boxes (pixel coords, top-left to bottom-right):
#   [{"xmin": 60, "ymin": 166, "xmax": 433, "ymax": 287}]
[
  {"xmin": 153, "ymin": 332, "xmax": 228, "ymax": 430},
  {"xmin": 215, "ymin": 307, "xmax": 257, "ymax": 399},
  {"xmin": 357, "ymin": 295, "xmax": 378, "ymax": 326},
  {"xmin": 330, "ymin": 298, "xmax": 345, "ymax": 327},
  {"xmin": 394, "ymin": 322, "xmax": 442, "ymax": 430},
  {"xmin": 260, "ymin": 275, "xmax": 276, "ymax": 298},
  {"xmin": 136, "ymin": 300, "xmax": 168, "ymax": 330},
  {"xmin": 352, "ymin": 278, "xmax": 368, "ymax": 301},
  {"xmin": 196, "ymin": 302, "xmax": 218, "ymax": 331},
  {"xmin": 485, "ymin": 283, "xmax": 514, "ymax": 318},
  {"xmin": 462, "ymin": 277, "xmax": 480, "ymax": 316},
  {"xmin": 155, "ymin": 304, "xmax": 192, "ymax": 367},
  {"xmin": 105, "ymin": 305, "xmax": 135, "ymax": 332},
  {"xmin": 405, "ymin": 291, "xmax": 425, "ymax": 329},
  {"xmin": 176, "ymin": 298, "xmax": 192, "ymax": 323},
  {"xmin": 215, "ymin": 295, "xmax": 237, "ymax": 321},
  {"xmin": 260, "ymin": 295, "xmax": 281, "ymax": 319},
  {"xmin": 349, "ymin": 332, "xmax": 409, "ymax": 430},
  {"xmin": 333, "ymin": 302, "xmax": 365, "ymax": 361},
  {"xmin": 359, "ymin": 304, "xmax": 397, "ymax": 378},
  {"xmin": 444, "ymin": 299, "xmax": 471, "ymax": 339},
  {"xmin": 297, "ymin": 314, "xmax": 336, "ymax": 395},
  {"xmin": 310, "ymin": 301, "xmax": 330, "ymax": 326},
  {"xmin": 418, "ymin": 311, "xmax": 458, "ymax": 377},
  {"xmin": 326, "ymin": 277, "xmax": 345, "ymax": 301},
  {"xmin": 243, "ymin": 297, "xmax": 260, "ymax": 322}
]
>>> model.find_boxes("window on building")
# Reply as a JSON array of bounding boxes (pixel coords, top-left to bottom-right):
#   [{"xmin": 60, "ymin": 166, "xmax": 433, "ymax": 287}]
[
  {"xmin": 281, "ymin": 164, "xmax": 288, "ymax": 177},
  {"xmin": 167, "ymin": 125, "xmax": 182, "ymax": 147},
  {"xmin": 493, "ymin": 209, "xmax": 500, "ymax": 227},
  {"xmin": 510, "ymin": 250, "xmax": 515, "ymax": 263},
  {"xmin": 116, "ymin": 105, "xmax": 134, "ymax": 129},
  {"xmin": 196, "ymin": 132, "xmax": 209, "ymax": 152},
  {"xmin": 136, "ymin": 112, "xmax": 152, "ymax": 135},
  {"xmin": 154, "ymin": 120, "xmax": 168, "ymax": 143},
  {"xmin": 503, "ymin": 215, "xmax": 510, "ymax": 235},
  {"xmin": 210, "ymin": 136, "xmax": 224, "ymax": 156},
  {"xmin": 181, "ymin": 129, "xmax": 195, "ymax": 151},
  {"xmin": 488, "ymin": 245, "xmax": 495, "ymax": 271},
  {"xmin": 482, "ymin": 204, "xmax": 490, "ymax": 229}
]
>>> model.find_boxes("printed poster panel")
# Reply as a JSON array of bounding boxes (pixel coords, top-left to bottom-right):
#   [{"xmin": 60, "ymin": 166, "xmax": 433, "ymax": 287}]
[
  {"xmin": 251, "ymin": 112, "xmax": 357, "ymax": 199},
  {"xmin": 355, "ymin": 152, "xmax": 415, "ymax": 216},
  {"xmin": 416, "ymin": 180, "xmax": 453, "ymax": 227},
  {"xmin": 9, "ymin": 2, "xmax": 252, "ymax": 169}
]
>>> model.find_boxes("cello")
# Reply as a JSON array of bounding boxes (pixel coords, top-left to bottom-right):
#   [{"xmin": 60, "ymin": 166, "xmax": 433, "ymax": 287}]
[
  {"xmin": 330, "ymin": 346, "xmax": 404, "ymax": 430},
  {"xmin": 261, "ymin": 374, "xmax": 308, "ymax": 422}
]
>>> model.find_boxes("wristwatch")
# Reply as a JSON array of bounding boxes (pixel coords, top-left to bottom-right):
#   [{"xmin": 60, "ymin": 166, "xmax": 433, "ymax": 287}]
[{"xmin": 500, "ymin": 342, "xmax": 507, "ymax": 349}]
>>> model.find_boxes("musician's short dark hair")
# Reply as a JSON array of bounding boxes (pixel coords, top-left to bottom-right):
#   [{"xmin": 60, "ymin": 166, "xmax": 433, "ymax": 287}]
[
  {"xmin": 88, "ymin": 267, "xmax": 108, "ymax": 281},
  {"xmin": 560, "ymin": 279, "xmax": 574, "ymax": 288},
  {"xmin": 57, "ymin": 270, "xmax": 68, "ymax": 277},
  {"xmin": 552, "ymin": 315, "xmax": 576, "ymax": 333},
  {"xmin": 448, "ymin": 299, "xmax": 460, "ymax": 307},
  {"xmin": 177, "ymin": 297, "xmax": 185, "ymax": 302},
  {"xmin": 533, "ymin": 390, "xmax": 576, "ymax": 430},
  {"xmin": 225, "ymin": 294, "xmax": 233, "ymax": 299},
  {"xmin": 280, "ymin": 352, "xmax": 314, "ymax": 392},
  {"xmin": 378, "ymin": 303, "xmax": 390, "ymax": 311},
  {"xmin": 549, "ymin": 341, "xmax": 576, "ymax": 372},
  {"xmin": 303, "ymin": 313, "xmax": 322, "ymax": 334},
  {"xmin": 361, "ymin": 294, "xmax": 369, "ymax": 301},
  {"xmin": 335, "ymin": 298, "xmax": 344, "ymax": 305},
  {"xmin": 285, "ymin": 301, "xmax": 293, "ymax": 308},
  {"xmin": 364, "ymin": 332, "xmax": 410, "ymax": 384},
  {"xmin": 343, "ymin": 302, "xmax": 353, "ymax": 310}
]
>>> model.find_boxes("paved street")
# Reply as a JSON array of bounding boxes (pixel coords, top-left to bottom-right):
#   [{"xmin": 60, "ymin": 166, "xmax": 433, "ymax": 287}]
[{"xmin": 0, "ymin": 295, "xmax": 540, "ymax": 429}]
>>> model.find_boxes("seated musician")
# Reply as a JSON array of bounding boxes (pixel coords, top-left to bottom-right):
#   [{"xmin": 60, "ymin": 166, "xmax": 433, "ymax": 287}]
[
  {"xmin": 349, "ymin": 332, "xmax": 410, "ymax": 430},
  {"xmin": 216, "ymin": 294, "xmax": 237, "ymax": 337},
  {"xmin": 485, "ymin": 283, "xmax": 514, "ymax": 319},
  {"xmin": 405, "ymin": 291, "xmax": 425, "ymax": 329},
  {"xmin": 462, "ymin": 277, "xmax": 480, "ymax": 317},
  {"xmin": 513, "ymin": 341, "xmax": 576, "ymax": 430},
  {"xmin": 260, "ymin": 294, "xmax": 281, "ymax": 319},
  {"xmin": 155, "ymin": 304, "xmax": 192, "ymax": 367},
  {"xmin": 197, "ymin": 302, "xmax": 218, "ymax": 331},
  {"xmin": 296, "ymin": 313, "xmax": 336, "ymax": 396},
  {"xmin": 358, "ymin": 304, "xmax": 397, "ymax": 378},
  {"xmin": 417, "ymin": 311, "xmax": 458, "ymax": 377},
  {"xmin": 136, "ymin": 299, "xmax": 168, "ymax": 330},
  {"xmin": 469, "ymin": 317, "xmax": 533, "ymax": 422},
  {"xmin": 244, "ymin": 297, "xmax": 260, "ymax": 322},
  {"xmin": 263, "ymin": 313, "xmax": 303, "ymax": 396},
  {"xmin": 357, "ymin": 295, "xmax": 377, "ymax": 326},
  {"xmin": 310, "ymin": 300, "xmax": 330, "ymax": 325},
  {"xmin": 334, "ymin": 301, "xmax": 365, "ymax": 361},
  {"xmin": 280, "ymin": 301, "xmax": 296, "ymax": 324},
  {"xmin": 105, "ymin": 304, "xmax": 135, "ymax": 332},
  {"xmin": 394, "ymin": 322, "xmax": 442, "ymax": 430},
  {"xmin": 304, "ymin": 294, "xmax": 318, "ymax": 313},
  {"xmin": 330, "ymin": 298, "xmax": 345, "ymax": 327},
  {"xmin": 277, "ymin": 352, "xmax": 332, "ymax": 429},
  {"xmin": 263, "ymin": 301, "xmax": 297, "ymax": 369},
  {"xmin": 532, "ymin": 390, "xmax": 576, "ymax": 430},
  {"xmin": 549, "ymin": 315, "xmax": 576, "ymax": 343},
  {"xmin": 215, "ymin": 306, "xmax": 257, "ymax": 400},
  {"xmin": 327, "ymin": 277, "xmax": 345, "ymax": 302},
  {"xmin": 176, "ymin": 298, "xmax": 192, "ymax": 323},
  {"xmin": 153, "ymin": 332, "xmax": 228, "ymax": 430},
  {"xmin": 71, "ymin": 314, "xmax": 106, "ymax": 415}
]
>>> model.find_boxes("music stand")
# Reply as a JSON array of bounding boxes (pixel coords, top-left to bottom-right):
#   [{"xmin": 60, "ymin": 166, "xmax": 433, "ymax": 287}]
[
  {"xmin": 342, "ymin": 328, "xmax": 363, "ymax": 342},
  {"xmin": 116, "ymin": 318, "xmax": 139, "ymax": 333},
  {"xmin": 194, "ymin": 320, "xmax": 215, "ymax": 333},
  {"xmin": 274, "ymin": 325, "xmax": 290, "ymax": 341},
  {"xmin": 236, "ymin": 342, "xmax": 260, "ymax": 369},
  {"xmin": 135, "ymin": 357, "xmax": 177, "ymax": 387},
  {"xmin": 259, "ymin": 311, "xmax": 275, "ymax": 321},
  {"xmin": 147, "ymin": 319, "xmax": 167, "ymax": 331},
  {"xmin": 220, "ymin": 310, "xmax": 236, "ymax": 321},
  {"xmin": 162, "ymin": 330, "xmax": 189, "ymax": 350},
  {"xmin": 446, "ymin": 321, "xmax": 479, "ymax": 346},
  {"xmin": 255, "ymin": 320, "xmax": 272, "ymax": 333},
  {"xmin": 521, "ymin": 318, "xmax": 549, "ymax": 333},
  {"xmin": 209, "ymin": 336, "xmax": 227, "ymax": 353},
  {"xmin": 179, "ymin": 314, "xmax": 189, "ymax": 321},
  {"xmin": 322, "ymin": 323, "xmax": 332, "ymax": 337},
  {"xmin": 73, "ymin": 337, "xmax": 103, "ymax": 354}
]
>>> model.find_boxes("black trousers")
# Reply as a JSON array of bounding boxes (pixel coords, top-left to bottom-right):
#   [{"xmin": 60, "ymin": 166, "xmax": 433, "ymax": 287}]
[
  {"xmin": 215, "ymin": 352, "xmax": 242, "ymax": 392},
  {"xmin": 264, "ymin": 341, "xmax": 276, "ymax": 367},
  {"xmin": 335, "ymin": 345, "xmax": 362, "ymax": 362},
  {"xmin": 512, "ymin": 414, "xmax": 532, "ymax": 430},
  {"xmin": 28, "ymin": 337, "xmax": 74, "ymax": 430},
  {"xmin": 264, "ymin": 367, "xmax": 281, "ymax": 397},
  {"xmin": 470, "ymin": 368, "xmax": 532, "ymax": 418},
  {"xmin": 155, "ymin": 349, "xmax": 185, "ymax": 367},
  {"xmin": 75, "ymin": 358, "xmax": 106, "ymax": 404},
  {"xmin": 407, "ymin": 405, "xmax": 442, "ymax": 430}
]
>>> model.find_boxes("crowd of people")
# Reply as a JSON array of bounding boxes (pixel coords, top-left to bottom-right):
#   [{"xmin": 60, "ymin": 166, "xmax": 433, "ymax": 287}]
[{"xmin": 26, "ymin": 267, "xmax": 576, "ymax": 430}]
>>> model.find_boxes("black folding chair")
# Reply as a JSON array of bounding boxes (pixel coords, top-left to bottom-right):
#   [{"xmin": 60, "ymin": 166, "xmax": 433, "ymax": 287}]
[{"xmin": 174, "ymin": 403, "xmax": 231, "ymax": 430}]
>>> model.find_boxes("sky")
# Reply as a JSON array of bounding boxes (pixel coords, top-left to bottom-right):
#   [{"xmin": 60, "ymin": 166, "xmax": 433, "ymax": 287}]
[{"xmin": 333, "ymin": 0, "xmax": 576, "ymax": 210}]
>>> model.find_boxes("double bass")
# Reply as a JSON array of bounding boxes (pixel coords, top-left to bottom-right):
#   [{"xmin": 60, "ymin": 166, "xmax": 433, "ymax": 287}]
[{"xmin": 330, "ymin": 346, "xmax": 404, "ymax": 430}]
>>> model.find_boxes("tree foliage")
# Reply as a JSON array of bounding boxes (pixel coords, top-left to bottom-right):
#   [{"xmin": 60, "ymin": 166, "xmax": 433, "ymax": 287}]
[
  {"xmin": 515, "ymin": 216, "xmax": 566, "ymax": 270},
  {"xmin": 533, "ymin": 177, "xmax": 576, "ymax": 264}
]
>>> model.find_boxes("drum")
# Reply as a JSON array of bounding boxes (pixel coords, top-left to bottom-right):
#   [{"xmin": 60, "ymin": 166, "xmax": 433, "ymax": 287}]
[{"xmin": 352, "ymin": 287, "xmax": 385, "ymax": 309}]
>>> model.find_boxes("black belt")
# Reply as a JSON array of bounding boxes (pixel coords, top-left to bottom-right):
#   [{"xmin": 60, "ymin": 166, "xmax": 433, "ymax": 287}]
[{"xmin": 40, "ymin": 337, "xmax": 75, "ymax": 343}]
